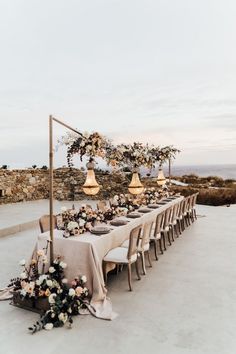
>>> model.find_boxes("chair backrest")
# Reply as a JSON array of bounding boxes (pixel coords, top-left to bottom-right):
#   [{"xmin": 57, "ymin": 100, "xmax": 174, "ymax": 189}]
[
  {"xmin": 153, "ymin": 211, "xmax": 165, "ymax": 237},
  {"xmin": 127, "ymin": 225, "xmax": 142, "ymax": 261},
  {"xmin": 163, "ymin": 207, "xmax": 172, "ymax": 228},
  {"xmin": 170, "ymin": 202, "xmax": 179, "ymax": 222},
  {"xmin": 97, "ymin": 200, "xmax": 107, "ymax": 211},
  {"xmin": 193, "ymin": 192, "xmax": 198, "ymax": 206},
  {"xmin": 39, "ymin": 215, "xmax": 56, "ymax": 233},
  {"xmin": 141, "ymin": 221, "xmax": 154, "ymax": 248}
]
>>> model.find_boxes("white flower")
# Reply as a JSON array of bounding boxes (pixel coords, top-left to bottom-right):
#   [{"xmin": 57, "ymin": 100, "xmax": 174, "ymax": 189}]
[
  {"xmin": 60, "ymin": 261, "xmax": 67, "ymax": 269},
  {"xmin": 20, "ymin": 289, "xmax": 27, "ymax": 296},
  {"xmin": 20, "ymin": 272, "xmax": 27, "ymax": 280},
  {"xmin": 44, "ymin": 323, "xmax": 53, "ymax": 330},
  {"xmin": 67, "ymin": 221, "xmax": 79, "ymax": 231},
  {"xmin": 46, "ymin": 280, "xmax": 53, "ymax": 287},
  {"xmin": 68, "ymin": 288, "xmax": 76, "ymax": 297},
  {"xmin": 81, "ymin": 212, "xmax": 87, "ymax": 218},
  {"xmin": 79, "ymin": 219, "xmax": 86, "ymax": 227},
  {"xmin": 49, "ymin": 266, "xmax": 56, "ymax": 273},
  {"xmin": 39, "ymin": 274, "xmax": 48, "ymax": 282},
  {"xmin": 58, "ymin": 312, "xmax": 68, "ymax": 324},
  {"xmin": 19, "ymin": 259, "xmax": 26, "ymax": 266},
  {"xmin": 61, "ymin": 206, "xmax": 67, "ymax": 213},
  {"xmin": 62, "ymin": 278, "xmax": 68, "ymax": 284},
  {"xmin": 48, "ymin": 293, "xmax": 57, "ymax": 304},
  {"xmin": 81, "ymin": 275, "xmax": 87, "ymax": 283}
]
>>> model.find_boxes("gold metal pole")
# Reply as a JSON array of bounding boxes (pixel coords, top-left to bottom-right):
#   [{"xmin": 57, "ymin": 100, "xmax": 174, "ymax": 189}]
[
  {"xmin": 168, "ymin": 158, "xmax": 171, "ymax": 185},
  {"xmin": 49, "ymin": 115, "xmax": 54, "ymax": 264},
  {"xmin": 48, "ymin": 115, "xmax": 83, "ymax": 264}
]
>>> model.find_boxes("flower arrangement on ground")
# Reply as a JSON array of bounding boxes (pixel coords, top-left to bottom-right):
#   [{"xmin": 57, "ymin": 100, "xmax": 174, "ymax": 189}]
[{"xmin": 10, "ymin": 253, "xmax": 89, "ymax": 333}]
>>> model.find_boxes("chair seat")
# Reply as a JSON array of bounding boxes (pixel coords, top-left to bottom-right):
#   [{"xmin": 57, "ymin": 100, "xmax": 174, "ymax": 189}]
[
  {"xmin": 150, "ymin": 232, "xmax": 161, "ymax": 240},
  {"xmin": 138, "ymin": 243, "xmax": 149, "ymax": 252},
  {"xmin": 162, "ymin": 226, "xmax": 169, "ymax": 232},
  {"xmin": 104, "ymin": 247, "xmax": 137, "ymax": 263}
]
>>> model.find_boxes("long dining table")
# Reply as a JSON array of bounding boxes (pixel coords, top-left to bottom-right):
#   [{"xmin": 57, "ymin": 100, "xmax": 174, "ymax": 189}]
[{"xmin": 36, "ymin": 196, "xmax": 183, "ymax": 320}]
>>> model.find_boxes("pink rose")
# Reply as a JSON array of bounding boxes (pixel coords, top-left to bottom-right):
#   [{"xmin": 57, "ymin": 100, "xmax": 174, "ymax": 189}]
[{"xmin": 75, "ymin": 286, "xmax": 83, "ymax": 296}]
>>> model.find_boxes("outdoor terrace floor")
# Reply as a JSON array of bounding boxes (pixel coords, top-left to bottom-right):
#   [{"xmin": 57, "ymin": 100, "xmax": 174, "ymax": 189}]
[{"xmin": 0, "ymin": 204, "xmax": 236, "ymax": 354}]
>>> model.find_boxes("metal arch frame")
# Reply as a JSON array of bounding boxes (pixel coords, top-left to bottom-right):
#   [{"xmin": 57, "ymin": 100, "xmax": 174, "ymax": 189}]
[{"xmin": 49, "ymin": 115, "xmax": 83, "ymax": 264}]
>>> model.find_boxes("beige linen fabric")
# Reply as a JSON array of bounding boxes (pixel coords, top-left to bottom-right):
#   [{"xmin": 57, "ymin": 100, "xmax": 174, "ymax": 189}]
[{"xmin": 36, "ymin": 197, "xmax": 183, "ymax": 319}]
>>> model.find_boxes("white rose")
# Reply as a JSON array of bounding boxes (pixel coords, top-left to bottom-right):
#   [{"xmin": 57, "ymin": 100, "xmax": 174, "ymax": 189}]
[
  {"xmin": 62, "ymin": 278, "xmax": 68, "ymax": 284},
  {"xmin": 19, "ymin": 259, "xmax": 26, "ymax": 266},
  {"xmin": 82, "ymin": 213, "xmax": 87, "ymax": 218},
  {"xmin": 59, "ymin": 261, "xmax": 67, "ymax": 269},
  {"xmin": 61, "ymin": 206, "xmax": 67, "ymax": 213},
  {"xmin": 58, "ymin": 312, "xmax": 68, "ymax": 324},
  {"xmin": 68, "ymin": 288, "xmax": 76, "ymax": 297},
  {"xmin": 49, "ymin": 267, "xmax": 56, "ymax": 273},
  {"xmin": 20, "ymin": 289, "xmax": 27, "ymax": 296},
  {"xmin": 46, "ymin": 280, "xmax": 53, "ymax": 287},
  {"xmin": 20, "ymin": 272, "xmax": 27, "ymax": 280},
  {"xmin": 44, "ymin": 323, "xmax": 53, "ymax": 330},
  {"xmin": 81, "ymin": 275, "xmax": 87, "ymax": 283},
  {"xmin": 79, "ymin": 219, "xmax": 86, "ymax": 227},
  {"xmin": 48, "ymin": 293, "xmax": 56, "ymax": 304}
]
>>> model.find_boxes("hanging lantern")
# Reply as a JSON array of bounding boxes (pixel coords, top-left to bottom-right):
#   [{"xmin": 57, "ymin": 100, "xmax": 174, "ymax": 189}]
[
  {"xmin": 157, "ymin": 166, "xmax": 166, "ymax": 186},
  {"xmin": 128, "ymin": 168, "xmax": 144, "ymax": 195},
  {"xmin": 82, "ymin": 160, "xmax": 100, "ymax": 196}
]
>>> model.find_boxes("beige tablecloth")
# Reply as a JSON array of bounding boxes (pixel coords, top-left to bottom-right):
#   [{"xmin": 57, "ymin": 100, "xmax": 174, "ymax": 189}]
[{"xmin": 36, "ymin": 196, "xmax": 183, "ymax": 320}]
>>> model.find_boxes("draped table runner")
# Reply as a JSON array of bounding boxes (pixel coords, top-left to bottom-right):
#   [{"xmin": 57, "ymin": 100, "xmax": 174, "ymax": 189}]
[{"xmin": 36, "ymin": 196, "xmax": 183, "ymax": 320}]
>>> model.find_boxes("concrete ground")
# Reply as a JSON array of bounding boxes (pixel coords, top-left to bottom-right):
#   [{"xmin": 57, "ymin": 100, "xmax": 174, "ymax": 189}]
[
  {"xmin": 0, "ymin": 204, "xmax": 236, "ymax": 354},
  {"xmin": 0, "ymin": 199, "xmax": 98, "ymax": 237}
]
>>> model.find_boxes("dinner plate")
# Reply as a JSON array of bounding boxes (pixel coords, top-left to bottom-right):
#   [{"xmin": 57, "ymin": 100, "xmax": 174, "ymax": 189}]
[
  {"xmin": 90, "ymin": 226, "xmax": 111, "ymax": 235},
  {"xmin": 138, "ymin": 208, "xmax": 152, "ymax": 213},
  {"xmin": 110, "ymin": 219, "xmax": 128, "ymax": 226},
  {"xmin": 147, "ymin": 204, "xmax": 160, "ymax": 209},
  {"xmin": 127, "ymin": 212, "xmax": 142, "ymax": 219}
]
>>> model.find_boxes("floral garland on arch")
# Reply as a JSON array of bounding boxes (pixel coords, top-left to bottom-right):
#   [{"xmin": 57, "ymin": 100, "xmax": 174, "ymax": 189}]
[
  {"xmin": 57, "ymin": 131, "xmax": 111, "ymax": 167},
  {"xmin": 152, "ymin": 146, "xmax": 180, "ymax": 166},
  {"xmin": 106, "ymin": 142, "xmax": 154, "ymax": 169}
]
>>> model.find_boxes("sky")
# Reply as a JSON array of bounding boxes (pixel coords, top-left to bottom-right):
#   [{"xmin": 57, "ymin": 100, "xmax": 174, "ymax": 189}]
[{"xmin": 0, "ymin": 0, "xmax": 236, "ymax": 168}]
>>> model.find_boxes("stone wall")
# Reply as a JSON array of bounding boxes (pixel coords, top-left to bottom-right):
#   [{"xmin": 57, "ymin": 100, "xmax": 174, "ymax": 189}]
[{"xmin": 0, "ymin": 168, "xmax": 140, "ymax": 204}]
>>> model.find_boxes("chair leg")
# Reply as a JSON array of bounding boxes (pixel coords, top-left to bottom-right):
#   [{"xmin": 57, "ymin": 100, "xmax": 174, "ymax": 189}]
[
  {"xmin": 153, "ymin": 240, "xmax": 159, "ymax": 260},
  {"xmin": 127, "ymin": 263, "xmax": 132, "ymax": 291},
  {"xmin": 162, "ymin": 232, "xmax": 167, "ymax": 251},
  {"xmin": 140, "ymin": 252, "xmax": 146, "ymax": 275},
  {"xmin": 167, "ymin": 231, "xmax": 172, "ymax": 246},
  {"xmin": 147, "ymin": 250, "xmax": 153, "ymax": 267},
  {"xmin": 135, "ymin": 260, "xmax": 141, "ymax": 280},
  {"xmin": 158, "ymin": 238, "xmax": 163, "ymax": 254},
  {"xmin": 171, "ymin": 226, "xmax": 175, "ymax": 242},
  {"xmin": 103, "ymin": 262, "xmax": 107, "ymax": 284}
]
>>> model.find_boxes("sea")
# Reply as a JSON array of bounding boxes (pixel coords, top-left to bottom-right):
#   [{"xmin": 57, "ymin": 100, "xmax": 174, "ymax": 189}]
[{"xmin": 141, "ymin": 164, "xmax": 236, "ymax": 180}]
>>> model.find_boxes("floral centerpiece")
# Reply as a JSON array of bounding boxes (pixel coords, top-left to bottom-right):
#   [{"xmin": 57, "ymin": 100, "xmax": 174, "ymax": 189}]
[
  {"xmin": 58, "ymin": 205, "xmax": 106, "ymax": 237},
  {"xmin": 10, "ymin": 252, "xmax": 89, "ymax": 333},
  {"xmin": 110, "ymin": 194, "xmax": 141, "ymax": 213}
]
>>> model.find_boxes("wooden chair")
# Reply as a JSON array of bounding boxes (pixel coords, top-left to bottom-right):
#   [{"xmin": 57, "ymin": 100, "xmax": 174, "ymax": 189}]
[
  {"xmin": 150, "ymin": 211, "xmax": 165, "ymax": 260},
  {"xmin": 121, "ymin": 221, "xmax": 154, "ymax": 275},
  {"xmin": 97, "ymin": 200, "xmax": 107, "ymax": 211},
  {"xmin": 161, "ymin": 206, "xmax": 173, "ymax": 249},
  {"xmin": 103, "ymin": 225, "xmax": 142, "ymax": 291},
  {"xmin": 39, "ymin": 215, "xmax": 57, "ymax": 233}
]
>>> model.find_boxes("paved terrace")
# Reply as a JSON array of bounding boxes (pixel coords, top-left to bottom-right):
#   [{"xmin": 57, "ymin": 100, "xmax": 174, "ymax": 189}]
[{"xmin": 0, "ymin": 204, "xmax": 236, "ymax": 354}]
